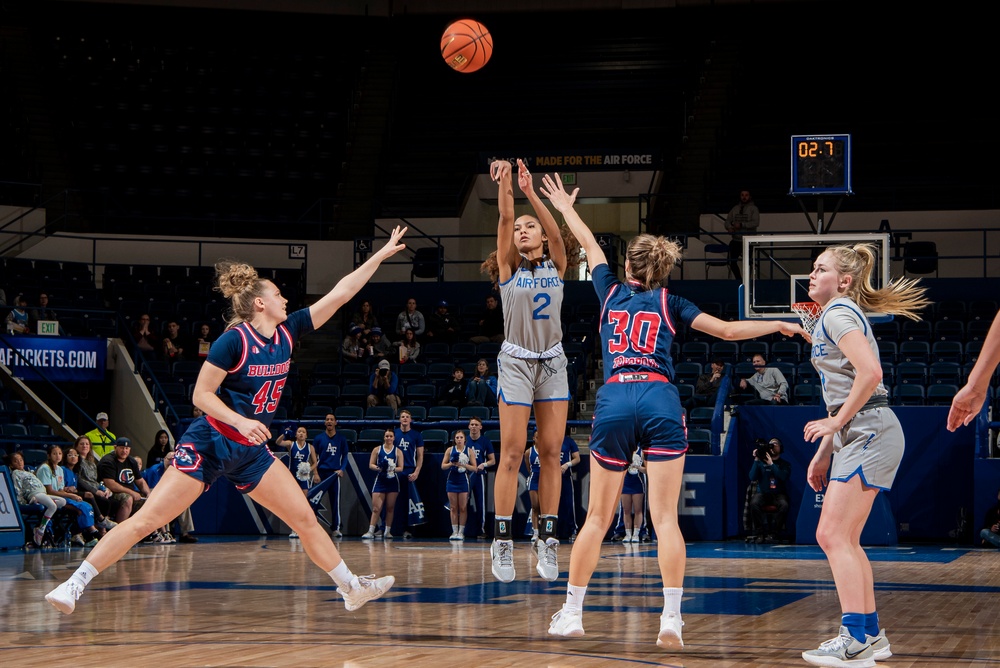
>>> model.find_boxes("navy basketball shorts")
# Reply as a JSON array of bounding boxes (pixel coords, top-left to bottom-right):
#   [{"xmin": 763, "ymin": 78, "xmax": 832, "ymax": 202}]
[
  {"xmin": 173, "ymin": 417, "xmax": 277, "ymax": 493},
  {"xmin": 588, "ymin": 381, "xmax": 687, "ymax": 472}
]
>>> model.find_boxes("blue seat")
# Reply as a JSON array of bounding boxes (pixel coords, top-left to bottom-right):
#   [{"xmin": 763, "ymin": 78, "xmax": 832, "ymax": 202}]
[
  {"xmin": 365, "ymin": 405, "xmax": 396, "ymax": 420},
  {"xmin": 893, "ymin": 384, "xmax": 925, "ymax": 406},
  {"xmin": 926, "ymin": 384, "xmax": 959, "ymax": 406}
]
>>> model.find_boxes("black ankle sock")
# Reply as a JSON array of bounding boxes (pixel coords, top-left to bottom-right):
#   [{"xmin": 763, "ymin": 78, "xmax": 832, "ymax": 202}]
[{"xmin": 540, "ymin": 514, "xmax": 558, "ymax": 540}]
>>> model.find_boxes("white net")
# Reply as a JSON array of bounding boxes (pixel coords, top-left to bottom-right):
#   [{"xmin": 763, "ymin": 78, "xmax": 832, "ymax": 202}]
[{"xmin": 791, "ymin": 302, "xmax": 822, "ymax": 334}]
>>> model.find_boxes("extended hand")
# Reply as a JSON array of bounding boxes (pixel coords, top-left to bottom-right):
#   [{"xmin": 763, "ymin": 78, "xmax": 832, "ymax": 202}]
[
  {"xmin": 539, "ymin": 173, "xmax": 579, "ymax": 212},
  {"xmin": 516, "ymin": 158, "xmax": 533, "ymax": 192}
]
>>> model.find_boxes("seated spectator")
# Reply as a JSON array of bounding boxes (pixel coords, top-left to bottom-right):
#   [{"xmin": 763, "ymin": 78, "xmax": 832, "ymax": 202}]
[
  {"xmin": 5, "ymin": 295, "xmax": 29, "ymax": 334},
  {"xmin": 146, "ymin": 429, "xmax": 173, "ymax": 467},
  {"xmin": 132, "ymin": 314, "xmax": 160, "ymax": 355},
  {"xmin": 368, "ymin": 326, "xmax": 394, "ymax": 363},
  {"xmin": 98, "ymin": 437, "xmax": 151, "ymax": 523},
  {"xmin": 395, "ymin": 327, "xmax": 421, "ymax": 364},
  {"xmin": 470, "ymin": 293, "xmax": 504, "ymax": 344},
  {"xmin": 71, "ymin": 435, "xmax": 115, "ymax": 530},
  {"xmin": 162, "ymin": 320, "xmax": 192, "ymax": 362},
  {"xmin": 349, "ymin": 299, "xmax": 379, "ymax": 343},
  {"xmin": 981, "ymin": 487, "xmax": 1000, "ymax": 548},
  {"xmin": 436, "ymin": 366, "xmax": 468, "ymax": 408},
  {"xmin": 739, "ymin": 354, "xmax": 789, "ymax": 404},
  {"xmin": 195, "ymin": 322, "xmax": 215, "ymax": 358},
  {"xmin": 693, "ymin": 357, "xmax": 726, "ymax": 407},
  {"xmin": 395, "ymin": 297, "xmax": 425, "ymax": 338},
  {"xmin": 84, "ymin": 411, "xmax": 117, "ymax": 458},
  {"xmin": 35, "ymin": 445, "xmax": 103, "ymax": 547},
  {"xmin": 6, "ymin": 451, "xmax": 67, "ymax": 546},
  {"xmin": 367, "ymin": 359, "xmax": 401, "ymax": 415},
  {"xmin": 466, "ymin": 358, "xmax": 497, "ymax": 407},
  {"xmin": 63, "ymin": 444, "xmax": 116, "ymax": 535},
  {"xmin": 425, "ymin": 300, "xmax": 460, "ymax": 344},
  {"xmin": 31, "ymin": 292, "xmax": 59, "ymax": 325},
  {"xmin": 342, "ymin": 325, "xmax": 366, "ymax": 362}
]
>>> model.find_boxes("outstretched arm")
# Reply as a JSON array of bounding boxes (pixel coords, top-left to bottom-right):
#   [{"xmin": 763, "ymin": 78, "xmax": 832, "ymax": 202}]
[
  {"xmin": 491, "ymin": 160, "xmax": 517, "ymax": 282},
  {"xmin": 518, "ymin": 160, "xmax": 567, "ymax": 274},
  {"xmin": 309, "ymin": 226, "xmax": 407, "ymax": 329},
  {"xmin": 540, "ymin": 172, "xmax": 605, "ymax": 273},
  {"xmin": 949, "ymin": 309, "xmax": 1000, "ymax": 430},
  {"xmin": 691, "ymin": 312, "xmax": 810, "ymax": 343}
]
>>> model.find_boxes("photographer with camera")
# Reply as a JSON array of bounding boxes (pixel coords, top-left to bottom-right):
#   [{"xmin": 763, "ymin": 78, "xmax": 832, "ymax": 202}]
[
  {"xmin": 366, "ymin": 359, "xmax": 400, "ymax": 416},
  {"xmin": 747, "ymin": 437, "xmax": 791, "ymax": 542}
]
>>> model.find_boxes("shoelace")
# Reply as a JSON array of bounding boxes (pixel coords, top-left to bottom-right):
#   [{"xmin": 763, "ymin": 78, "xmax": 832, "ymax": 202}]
[
  {"xmin": 496, "ymin": 541, "xmax": 513, "ymax": 566},
  {"xmin": 542, "ymin": 542, "xmax": 558, "ymax": 568},
  {"xmin": 65, "ymin": 581, "xmax": 83, "ymax": 600},
  {"xmin": 819, "ymin": 634, "xmax": 852, "ymax": 651},
  {"xmin": 355, "ymin": 574, "xmax": 377, "ymax": 589}
]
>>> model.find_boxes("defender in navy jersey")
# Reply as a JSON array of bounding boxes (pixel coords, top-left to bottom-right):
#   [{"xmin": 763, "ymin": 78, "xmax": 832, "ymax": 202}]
[
  {"xmin": 47, "ymin": 226, "xmax": 408, "ymax": 617},
  {"xmin": 801, "ymin": 245, "xmax": 929, "ymax": 667},
  {"xmin": 482, "ymin": 158, "xmax": 582, "ymax": 584},
  {"xmin": 539, "ymin": 173, "xmax": 808, "ymax": 649}
]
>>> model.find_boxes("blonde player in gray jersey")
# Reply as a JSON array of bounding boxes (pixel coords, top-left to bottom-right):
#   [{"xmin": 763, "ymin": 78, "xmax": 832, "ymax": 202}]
[
  {"xmin": 800, "ymin": 243, "xmax": 929, "ymax": 668},
  {"xmin": 481, "ymin": 158, "xmax": 580, "ymax": 584}
]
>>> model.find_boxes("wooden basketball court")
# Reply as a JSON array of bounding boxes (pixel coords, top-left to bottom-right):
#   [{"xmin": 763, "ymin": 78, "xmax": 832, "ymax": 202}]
[{"xmin": 1, "ymin": 537, "xmax": 997, "ymax": 667}]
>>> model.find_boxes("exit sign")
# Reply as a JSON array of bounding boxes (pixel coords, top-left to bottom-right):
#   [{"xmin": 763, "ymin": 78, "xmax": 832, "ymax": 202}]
[
  {"xmin": 561, "ymin": 173, "xmax": 577, "ymax": 185},
  {"xmin": 37, "ymin": 320, "xmax": 59, "ymax": 336}
]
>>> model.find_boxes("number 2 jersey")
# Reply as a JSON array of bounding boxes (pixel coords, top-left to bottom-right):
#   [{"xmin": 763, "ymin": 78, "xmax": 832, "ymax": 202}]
[
  {"xmin": 204, "ymin": 308, "xmax": 313, "ymax": 444},
  {"xmin": 591, "ymin": 264, "xmax": 702, "ymax": 383}
]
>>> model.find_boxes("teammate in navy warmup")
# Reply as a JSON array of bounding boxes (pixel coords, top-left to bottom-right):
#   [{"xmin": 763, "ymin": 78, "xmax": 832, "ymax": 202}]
[
  {"xmin": 46, "ymin": 226, "xmax": 407, "ymax": 615},
  {"xmin": 464, "ymin": 416, "xmax": 495, "ymax": 539},
  {"xmin": 390, "ymin": 409, "xmax": 424, "ymax": 538},
  {"xmin": 540, "ymin": 173, "xmax": 808, "ymax": 649},
  {"xmin": 482, "ymin": 158, "xmax": 581, "ymax": 584},
  {"xmin": 313, "ymin": 413, "xmax": 349, "ymax": 538}
]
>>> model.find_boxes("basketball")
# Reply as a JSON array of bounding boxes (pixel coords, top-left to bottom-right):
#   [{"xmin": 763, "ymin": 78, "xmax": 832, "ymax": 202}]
[{"xmin": 440, "ymin": 19, "xmax": 492, "ymax": 73}]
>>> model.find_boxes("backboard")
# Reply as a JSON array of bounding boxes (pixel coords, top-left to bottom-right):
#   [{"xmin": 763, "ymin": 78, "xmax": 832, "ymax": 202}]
[{"xmin": 738, "ymin": 233, "xmax": 892, "ymax": 323}]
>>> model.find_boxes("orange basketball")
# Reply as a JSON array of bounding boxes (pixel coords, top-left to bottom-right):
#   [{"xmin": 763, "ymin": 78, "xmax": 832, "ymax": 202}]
[{"xmin": 440, "ymin": 19, "xmax": 492, "ymax": 73}]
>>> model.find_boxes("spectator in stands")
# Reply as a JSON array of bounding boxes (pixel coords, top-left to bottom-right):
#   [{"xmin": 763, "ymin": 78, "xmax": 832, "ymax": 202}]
[
  {"xmin": 362, "ymin": 428, "xmax": 402, "ymax": 540},
  {"xmin": 98, "ymin": 437, "xmax": 151, "ymax": 523},
  {"xmin": 140, "ymin": 448, "xmax": 198, "ymax": 543},
  {"xmin": 620, "ymin": 448, "xmax": 646, "ymax": 543},
  {"xmin": 63, "ymin": 445, "xmax": 116, "ymax": 536},
  {"xmin": 6, "ymin": 451, "xmax": 66, "ymax": 546},
  {"xmin": 35, "ymin": 445, "xmax": 102, "ymax": 547},
  {"xmin": 31, "ymin": 292, "xmax": 58, "ymax": 325},
  {"xmin": 390, "ymin": 408, "xmax": 424, "ymax": 539},
  {"xmin": 442, "ymin": 430, "xmax": 477, "ymax": 541},
  {"xmin": 395, "ymin": 327, "xmax": 421, "ymax": 364},
  {"xmin": 724, "ymin": 189, "xmax": 759, "ymax": 281},
  {"xmin": 367, "ymin": 359, "xmax": 400, "ymax": 415},
  {"xmin": 739, "ymin": 353, "xmax": 789, "ymax": 404},
  {"xmin": 195, "ymin": 322, "xmax": 214, "ymax": 358},
  {"xmin": 425, "ymin": 300, "xmax": 460, "ymax": 344},
  {"xmin": 5, "ymin": 295, "xmax": 29, "ymax": 334},
  {"xmin": 146, "ymin": 429, "xmax": 172, "ymax": 467},
  {"xmin": 395, "ymin": 297, "xmax": 425, "ymax": 338},
  {"xmin": 84, "ymin": 412, "xmax": 117, "ymax": 458},
  {"xmin": 132, "ymin": 314, "xmax": 160, "ymax": 355},
  {"xmin": 466, "ymin": 358, "xmax": 498, "ymax": 407},
  {"xmin": 436, "ymin": 366, "xmax": 468, "ymax": 408},
  {"xmin": 341, "ymin": 325, "xmax": 366, "ymax": 363},
  {"xmin": 470, "ymin": 293, "xmax": 504, "ymax": 344},
  {"xmin": 162, "ymin": 320, "xmax": 191, "ymax": 362},
  {"xmin": 693, "ymin": 357, "xmax": 726, "ymax": 407},
  {"xmin": 747, "ymin": 437, "xmax": 791, "ymax": 542},
  {"xmin": 349, "ymin": 299, "xmax": 379, "ymax": 343},
  {"xmin": 368, "ymin": 326, "xmax": 393, "ymax": 363},
  {"xmin": 314, "ymin": 413, "xmax": 349, "ymax": 538},
  {"xmin": 979, "ymin": 487, "xmax": 1000, "ymax": 548},
  {"xmin": 71, "ymin": 435, "xmax": 115, "ymax": 531},
  {"xmin": 465, "ymin": 416, "xmax": 495, "ymax": 539}
]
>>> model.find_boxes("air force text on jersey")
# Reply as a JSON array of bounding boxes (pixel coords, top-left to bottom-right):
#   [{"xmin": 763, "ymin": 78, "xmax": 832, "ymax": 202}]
[{"xmin": 515, "ymin": 275, "xmax": 563, "ymax": 289}]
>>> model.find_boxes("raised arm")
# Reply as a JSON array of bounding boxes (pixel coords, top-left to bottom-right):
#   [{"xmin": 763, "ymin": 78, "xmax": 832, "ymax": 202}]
[
  {"xmin": 539, "ymin": 173, "xmax": 604, "ymax": 273},
  {"xmin": 491, "ymin": 160, "xmax": 517, "ymax": 282},
  {"xmin": 518, "ymin": 160, "xmax": 567, "ymax": 274},
  {"xmin": 309, "ymin": 225, "xmax": 407, "ymax": 329}
]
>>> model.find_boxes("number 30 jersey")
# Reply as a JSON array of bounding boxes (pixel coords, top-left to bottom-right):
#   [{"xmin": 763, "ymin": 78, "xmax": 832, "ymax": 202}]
[
  {"xmin": 591, "ymin": 264, "xmax": 702, "ymax": 383},
  {"xmin": 206, "ymin": 308, "xmax": 313, "ymax": 437}
]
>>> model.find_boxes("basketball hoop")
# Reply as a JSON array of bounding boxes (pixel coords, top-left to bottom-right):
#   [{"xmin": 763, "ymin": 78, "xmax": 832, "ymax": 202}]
[{"xmin": 791, "ymin": 302, "xmax": 823, "ymax": 334}]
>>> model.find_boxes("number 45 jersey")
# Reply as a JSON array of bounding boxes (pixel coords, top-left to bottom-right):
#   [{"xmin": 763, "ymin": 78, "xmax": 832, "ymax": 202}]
[
  {"xmin": 591, "ymin": 264, "xmax": 702, "ymax": 384},
  {"xmin": 206, "ymin": 309, "xmax": 314, "ymax": 439}
]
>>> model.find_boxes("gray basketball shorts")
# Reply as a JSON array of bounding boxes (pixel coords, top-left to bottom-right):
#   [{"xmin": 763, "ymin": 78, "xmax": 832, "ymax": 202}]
[
  {"xmin": 496, "ymin": 350, "xmax": 570, "ymax": 406},
  {"xmin": 830, "ymin": 406, "xmax": 904, "ymax": 491}
]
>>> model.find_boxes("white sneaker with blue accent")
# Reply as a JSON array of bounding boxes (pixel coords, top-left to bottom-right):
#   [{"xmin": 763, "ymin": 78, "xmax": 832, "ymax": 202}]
[{"xmin": 802, "ymin": 626, "xmax": 875, "ymax": 667}]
